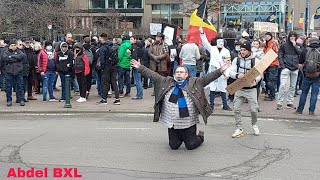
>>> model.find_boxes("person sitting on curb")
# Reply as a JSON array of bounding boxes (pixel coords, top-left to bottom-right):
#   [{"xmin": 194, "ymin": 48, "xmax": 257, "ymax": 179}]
[{"xmin": 131, "ymin": 59, "xmax": 229, "ymax": 150}]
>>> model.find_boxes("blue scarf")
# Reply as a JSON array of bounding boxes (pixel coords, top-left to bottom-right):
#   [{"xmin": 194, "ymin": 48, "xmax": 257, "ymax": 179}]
[{"xmin": 169, "ymin": 80, "xmax": 189, "ymax": 118}]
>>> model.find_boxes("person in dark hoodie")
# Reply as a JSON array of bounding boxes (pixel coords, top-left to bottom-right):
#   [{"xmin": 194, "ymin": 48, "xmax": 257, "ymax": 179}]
[
  {"xmin": 97, "ymin": 33, "xmax": 120, "ymax": 105},
  {"xmin": 2, "ymin": 40, "xmax": 26, "ymax": 106},
  {"xmin": 38, "ymin": 41, "xmax": 57, "ymax": 102},
  {"xmin": 56, "ymin": 42, "xmax": 73, "ymax": 101},
  {"xmin": 22, "ymin": 38, "xmax": 37, "ymax": 101},
  {"xmin": 276, "ymin": 31, "xmax": 302, "ymax": 110},
  {"xmin": 82, "ymin": 36, "xmax": 96, "ymax": 99},
  {"xmin": 294, "ymin": 38, "xmax": 320, "ymax": 116},
  {"xmin": 73, "ymin": 43, "xmax": 90, "ymax": 103}
]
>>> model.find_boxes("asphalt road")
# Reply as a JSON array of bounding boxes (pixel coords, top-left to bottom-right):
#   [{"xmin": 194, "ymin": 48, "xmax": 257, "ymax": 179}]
[{"xmin": 0, "ymin": 113, "xmax": 319, "ymax": 180}]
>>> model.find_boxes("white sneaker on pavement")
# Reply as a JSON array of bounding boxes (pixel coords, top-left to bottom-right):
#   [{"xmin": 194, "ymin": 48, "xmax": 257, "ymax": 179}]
[
  {"xmin": 252, "ymin": 124, "xmax": 260, "ymax": 136},
  {"xmin": 76, "ymin": 97, "xmax": 86, "ymax": 103},
  {"xmin": 232, "ymin": 129, "xmax": 244, "ymax": 138}
]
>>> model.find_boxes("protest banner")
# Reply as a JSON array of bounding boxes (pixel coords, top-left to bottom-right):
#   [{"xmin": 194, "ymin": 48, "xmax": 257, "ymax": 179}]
[{"xmin": 226, "ymin": 50, "xmax": 278, "ymax": 95}]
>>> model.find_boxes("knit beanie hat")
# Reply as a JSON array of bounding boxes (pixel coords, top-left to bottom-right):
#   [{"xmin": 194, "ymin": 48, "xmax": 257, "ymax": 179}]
[
  {"xmin": 240, "ymin": 42, "xmax": 252, "ymax": 52},
  {"xmin": 265, "ymin": 32, "xmax": 273, "ymax": 37}
]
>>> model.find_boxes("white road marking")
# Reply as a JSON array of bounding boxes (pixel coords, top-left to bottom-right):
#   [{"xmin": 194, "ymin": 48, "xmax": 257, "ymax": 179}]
[
  {"xmin": 96, "ymin": 128, "xmax": 152, "ymax": 130},
  {"xmin": 126, "ymin": 113, "xmax": 153, "ymax": 116},
  {"xmin": 258, "ymin": 118, "xmax": 312, "ymax": 124},
  {"xmin": 13, "ymin": 113, "xmax": 76, "ymax": 116},
  {"xmin": 260, "ymin": 133, "xmax": 305, "ymax": 138},
  {"xmin": 7, "ymin": 127, "xmax": 33, "ymax": 130}
]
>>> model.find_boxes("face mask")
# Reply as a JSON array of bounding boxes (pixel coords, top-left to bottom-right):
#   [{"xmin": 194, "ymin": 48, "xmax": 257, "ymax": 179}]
[
  {"xmin": 46, "ymin": 46, "xmax": 52, "ymax": 51},
  {"xmin": 251, "ymin": 47, "xmax": 257, "ymax": 52},
  {"xmin": 154, "ymin": 40, "xmax": 160, "ymax": 45},
  {"xmin": 235, "ymin": 47, "xmax": 240, "ymax": 52},
  {"xmin": 75, "ymin": 50, "xmax": 80, "ymax": 54},
  {"xmin": 217, "ymin": 39, "xmax": 224, "ymax": 48}
]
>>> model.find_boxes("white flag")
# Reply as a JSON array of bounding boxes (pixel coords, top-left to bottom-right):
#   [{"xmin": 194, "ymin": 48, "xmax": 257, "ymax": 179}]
[{"xmin": 310, "ymin": 14, "xmax": 315, "ymax": 30}]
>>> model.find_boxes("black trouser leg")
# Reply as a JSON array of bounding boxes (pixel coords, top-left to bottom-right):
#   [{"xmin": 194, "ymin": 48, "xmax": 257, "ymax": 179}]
[
  {"xmin": 27, "ymin": 70, "xmax": 34, "ymax": 97},
  {"xmin": 182, "ymin": 125, "xmax": 203, "ymax": 150},
  {"xmin": 110, "ymin": 68, "xmax": 119, "ymax": 99},
  {"xmin": 86, "ymin": 70, "xmax": 92, "ymax": 92},
  {"xmin": 168, "ymin": 128, "xmax": 183, "ymax": 150},
  {"xmin": 76, "ymin": 73, "xmax": 87, "ymax": 98},
  {"xmin": 102, "ymin": 68, "xmax": 111, "ymax": 100}
]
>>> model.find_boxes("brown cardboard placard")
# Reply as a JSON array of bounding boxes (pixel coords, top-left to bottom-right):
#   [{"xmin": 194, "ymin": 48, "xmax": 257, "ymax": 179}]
[{"xmin": 226, "ymin": 50, "xmax": 278, "ymax": 95}]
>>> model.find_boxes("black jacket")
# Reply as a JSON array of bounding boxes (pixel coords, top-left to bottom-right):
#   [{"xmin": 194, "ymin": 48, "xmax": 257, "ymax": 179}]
[
  {"xmin": 56, "ymin": 50, "xmax": 74, "ymax": 74},
  {"xmin": 99, "ymin": 42, "xmax": 112, "ymax": 69},
  {"xmin": 278, "ymin": 37, "xmax": 302, "ymax": 71},
  {"xmin": 2, "ymin": 49, "xmax": 26, "ymax": 75},
  {"xmin": 141, "ymin": 46, "xmax": 150, "ymax": 67}
]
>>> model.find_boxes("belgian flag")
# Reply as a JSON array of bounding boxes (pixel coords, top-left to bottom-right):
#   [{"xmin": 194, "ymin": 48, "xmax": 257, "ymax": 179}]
[{"xmin": 186, "ymin": 0, "xmax": 217, "ymax": 45}]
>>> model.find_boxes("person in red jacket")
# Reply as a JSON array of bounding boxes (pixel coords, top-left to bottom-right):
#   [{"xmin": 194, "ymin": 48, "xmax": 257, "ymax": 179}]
[{"xmin": 73, "ymin": 43, "xmax": 90, "ymax": 102}]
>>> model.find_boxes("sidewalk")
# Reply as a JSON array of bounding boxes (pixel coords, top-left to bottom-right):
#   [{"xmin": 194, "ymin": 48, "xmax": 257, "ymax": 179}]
[{"xmin": 0, "ymin": 84, "xmax": 319, "ymax": 120}]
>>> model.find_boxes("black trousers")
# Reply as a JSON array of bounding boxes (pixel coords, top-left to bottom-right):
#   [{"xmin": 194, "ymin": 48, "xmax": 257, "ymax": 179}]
[
  {"xmin": 168, "ymin": 125, "xmax": 203, "ymax": 150},
  {"xmin": 86, "ymin": 69, "xmax": 93, "ymax": 92},
  {"xmin": 102, "ymin": 67, "xmax": 119, "ymax": 99},
  {"xmin": 76, "ymin": 73, "xmax": 87, "ymax": 98}
]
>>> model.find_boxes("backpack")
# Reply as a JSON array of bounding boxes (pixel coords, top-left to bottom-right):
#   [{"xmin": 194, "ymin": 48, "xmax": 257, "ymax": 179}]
[
  {"xmin": 95, "ymin": 48, "xmax": 101, "ymax": 70},
  {"xmin": 236, "ymin": 57, "xmax": 255, "ymax": 73},
  {"xmin": 109, "ymin": 46, "xmax": 119, "ymax": 66},
  {"xmin": 74, "ymin": 55, "xmax": 85, "ymax": 71},
  {"xmin": 83, "ymin": 49, "xmax": 93, "ymax": 65},
  {"xmin": 304, "ymin": 47, "xmax": 320, "ymax": 78}
]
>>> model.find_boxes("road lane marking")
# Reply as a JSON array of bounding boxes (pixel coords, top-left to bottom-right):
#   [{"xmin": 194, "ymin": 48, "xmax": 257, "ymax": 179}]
[
  {"xmin": 96, "ymin": 128, "xmax": 152, "ymax": 130},
  {"xmin": 260, "ymin": 133, "xmax": 305, "ymax": 138},
  {"xmin": 258, "ymin": 118, "xmax": 312, "ymax": 124}
]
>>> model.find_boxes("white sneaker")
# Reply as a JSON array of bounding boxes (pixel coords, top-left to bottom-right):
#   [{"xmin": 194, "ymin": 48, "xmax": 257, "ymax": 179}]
[
  {"xmin": 318, "ymin": 95, "xmax": 320, "ymax": 100},
  {"xmin": 232, "ymin": 129, "xmax": 244, "ymax": 138},
  {"xmin": 76, "ymin": 97, "xmax": 86, "ymax": 103},
  {"xmin": 252, "ymin": 125, "xmax": 260, "ymax": 136}
]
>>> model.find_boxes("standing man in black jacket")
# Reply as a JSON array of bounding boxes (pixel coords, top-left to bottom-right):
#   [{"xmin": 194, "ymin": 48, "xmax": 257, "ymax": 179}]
[
  {"xmin": 97, "ymin": 33, "xmax": 120, "ymax": 105},
  {"xmin": 22, "ymin": 38, "xmax": 37, "ymax": 101},
  {"xmin": 276, "ymin": 31, "xmax": 302, "ymax": 110},
  {"xmin": 2, "ymin": 40, "xmax": 26, "ymax": 106}
]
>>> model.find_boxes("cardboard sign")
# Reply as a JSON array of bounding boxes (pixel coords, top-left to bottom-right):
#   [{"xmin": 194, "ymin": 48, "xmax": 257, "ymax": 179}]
[{"xmin": 226, "ymin": 50, "xmax": 278, "ymax": 95}]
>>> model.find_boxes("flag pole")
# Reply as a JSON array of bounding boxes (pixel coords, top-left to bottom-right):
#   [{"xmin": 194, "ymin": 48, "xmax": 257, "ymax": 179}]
[
  {"xmin": 200, "ymin": 0, "xmax": 208, "ymax": 28},
  {"xmin": 291, "ymin": 5, "xmax": 294, "ymax": 31}
]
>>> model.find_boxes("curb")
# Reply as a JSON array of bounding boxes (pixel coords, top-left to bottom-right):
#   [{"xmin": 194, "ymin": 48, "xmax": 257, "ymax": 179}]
[{"xmin": 0, "ymin": 110, "xmax": 318, "ymax": 121}]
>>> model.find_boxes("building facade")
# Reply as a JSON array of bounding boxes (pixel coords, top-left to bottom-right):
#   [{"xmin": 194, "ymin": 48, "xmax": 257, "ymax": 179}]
[{"xmin": 66, "ymin": 0, "xmax": 319, "ymax": 37}]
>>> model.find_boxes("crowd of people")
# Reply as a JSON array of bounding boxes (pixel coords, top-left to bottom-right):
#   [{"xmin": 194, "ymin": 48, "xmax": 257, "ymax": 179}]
[{"xmin": 0, "ymin": 29, "xmax": 319, "ymax": 147}]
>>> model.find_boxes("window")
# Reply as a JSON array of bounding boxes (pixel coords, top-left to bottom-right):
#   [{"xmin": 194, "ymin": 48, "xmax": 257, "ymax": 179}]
[
  {"xmin": 152, "ymin": 5, "xmax": 160, "ymax": 10},
  {"xmin": 118, "ymin": 0, "xmax": 124, "ymax": 8},
  {"xmin": 90, "ymin": 0, "xmax": 106, "ymax": 9},
  {"xmin": 127, "ymin": 0, "xmax": 142, "ymax": 9},
  {"xmin": 108, "ymin": 0, "xmax": 115, "ymax": 8}
]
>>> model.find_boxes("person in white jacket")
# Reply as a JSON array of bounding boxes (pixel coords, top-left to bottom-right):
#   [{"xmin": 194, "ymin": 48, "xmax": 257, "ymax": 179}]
[{"xmin": 199, "ymin": 27, "xmax": 232, "ymax": 111}]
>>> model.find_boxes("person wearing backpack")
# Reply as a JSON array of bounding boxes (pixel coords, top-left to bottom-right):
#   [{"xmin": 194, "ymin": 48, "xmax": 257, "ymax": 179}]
[
  {"xmin": 294, "ymin": 38, "xmax": 320, "ymax": 116},
  {"xmin": 97, "ymin": 33, "xmax": 121, "ymax": 105},
  {"xmin": 276, "ymin": 31, "xmax": 302, "ymax": 110},
  {"xmin": 83, "ymin": 36, "xmax": 95, "ymax": 99},
  {"xmin": 229, "ymin": 43, "xmax": 261, "ymax": 138},
  {"xmin": 73, "ymin": 43, "xmax": 90, "ymax": 103}
]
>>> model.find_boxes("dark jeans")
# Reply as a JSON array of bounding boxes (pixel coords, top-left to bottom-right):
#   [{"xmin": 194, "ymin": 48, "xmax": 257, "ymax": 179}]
[
  {"xmin": 76, "ymin": 73, "xmax": 87, "ymax": 98},
  {"xmin": 118, "ymin": 67, "xmax": 131, "ymax": 94},
  {"xmin": 102, "ymin": 67, "xmax": 119, "ymax": 99},
  {"xmin": 59, "ymin": 73, "xmax": 67, "ymax": 100},
  {"xmin": 168, "ymin": 125, "xmax": 204, "ymax": 150},
  {"xmin": 265, "ymin": 66, "xmax": 278, "ymax": 99},
  {"xmin": 210, "ymin": 91, "xmax": 228, "ymax": 108},
  {"xmin": 96, "ymin": 70, "xmax": 102, "ymax": 96},
  {"xmin": 6, "ymin": 74, "xmax": 24, "ymax": 103},
  {"xmin": 297, "ymin": 77, "xmax": 320, "ymax": 113}
]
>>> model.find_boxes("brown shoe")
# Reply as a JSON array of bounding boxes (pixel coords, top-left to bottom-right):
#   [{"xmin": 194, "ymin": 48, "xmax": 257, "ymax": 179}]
[
  {"xmin": 124, "ymin": 93, "xmax": 131, "ymax": 97},
  {"xmin": 293, "ymin": 110, "xmax": 302, "ymax": 115},
  {"xmin": 309, "ymin": 112, "xmax": 316, "ymax": 116},
  {"xmin": 27, "ymin": 96, "xmax": 37, "ymax": 100}
]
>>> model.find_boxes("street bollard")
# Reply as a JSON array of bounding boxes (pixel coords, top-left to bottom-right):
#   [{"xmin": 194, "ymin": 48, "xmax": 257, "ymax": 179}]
[{"xmin": 64, "ymin": 75, "xmax": 72, "ymax": 108}]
